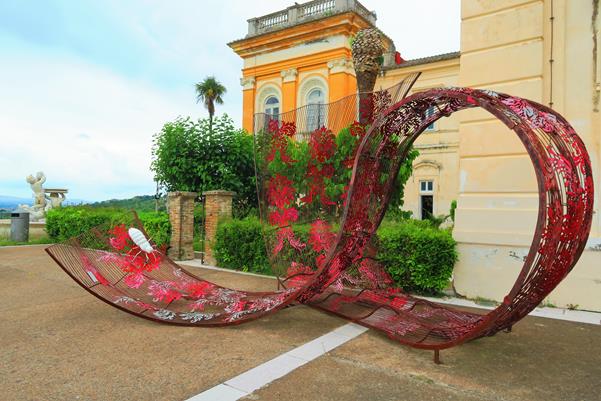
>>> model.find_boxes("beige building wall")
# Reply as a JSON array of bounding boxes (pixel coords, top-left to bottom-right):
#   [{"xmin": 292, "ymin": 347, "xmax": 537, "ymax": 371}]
[
  {"xmin": 453, "ymin": 0, "xmax": 601, "ymax": 311},
  {"xmin": 377, "ymin": 56, "xmax": 460, "ymax": 219},
  {"xmin": 233, "ymin": 0, "xmax": 601, "ymax": 311}
]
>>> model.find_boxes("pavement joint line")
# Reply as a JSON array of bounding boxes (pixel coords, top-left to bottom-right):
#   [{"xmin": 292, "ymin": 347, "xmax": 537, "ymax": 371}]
[
  {"xmin": 0, "ymin": 243, "xmax": 49, "ymax": 249},
  {"xmin": 181, "ymin": 259, "xmax": 601, "ymax": 326},
  {"xmin": 184, "ymin": 322, "xmax": 368, "ymax": 401},
  {"xmin": 180, "ymin": 260, "xmax": 277, "ymax": 280},
  {"xmin": 418, "ymin": 296, "xmax": 601, "ymax": 326}
]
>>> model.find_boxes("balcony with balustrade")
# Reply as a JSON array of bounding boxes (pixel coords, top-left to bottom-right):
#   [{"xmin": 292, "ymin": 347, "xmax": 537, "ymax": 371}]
[{"xmin": 246, "ymin": 0, "xmax": 376, "ymax": 37}]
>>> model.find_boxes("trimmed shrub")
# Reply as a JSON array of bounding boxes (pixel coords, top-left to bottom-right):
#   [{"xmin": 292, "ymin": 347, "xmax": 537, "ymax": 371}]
[
  {"xmin": 213, "ymin": 217, "xmax": 270, "ymax": 274},
  {"xmin": 137, "ymin": 211, "xmax": 171, "ymax": 247},
  {"xmin": 46, "ymin": 207, "xmax": 171, "ymax": 246},
  {"xmin": 46, "ymin": 207, "xmax": 125, "ymax": 241},
  {"xmin": 378, "ymin": 219, "xmax": 457, "ymax": 294},
  {"xmin": 213, "ymin": 216, "xmax": 457, "ymax": 294},
  {"xmin": 213, "ymin": 217, "xmax": 326, "ymax": 275}
]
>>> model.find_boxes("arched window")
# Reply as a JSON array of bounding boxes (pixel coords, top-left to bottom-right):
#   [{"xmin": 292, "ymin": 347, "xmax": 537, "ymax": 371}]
[
  {"xmin": 265, "ymin": 96, "xmax": 280, "ymax": 117},
  {"xmin": 306, "ymin": 88, "xmax": 325, "ymax": 132}
]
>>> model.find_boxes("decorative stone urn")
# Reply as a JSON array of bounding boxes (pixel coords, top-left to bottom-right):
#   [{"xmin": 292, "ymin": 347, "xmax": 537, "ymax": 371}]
[{"xmin": 351, "ymin": 28, "xmax": 385, "ymax": 123}]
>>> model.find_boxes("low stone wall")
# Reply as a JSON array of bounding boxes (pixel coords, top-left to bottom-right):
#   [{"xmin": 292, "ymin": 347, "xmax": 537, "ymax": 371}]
[{"xmin": 0, "ymin": 219, "xmax": 47, "ymax": 241}]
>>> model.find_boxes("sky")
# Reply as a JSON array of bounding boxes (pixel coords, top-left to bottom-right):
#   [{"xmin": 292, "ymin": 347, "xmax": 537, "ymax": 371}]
[{"xmin": 0, "ymin": 0, "xmax": 460, "ymax": 201}]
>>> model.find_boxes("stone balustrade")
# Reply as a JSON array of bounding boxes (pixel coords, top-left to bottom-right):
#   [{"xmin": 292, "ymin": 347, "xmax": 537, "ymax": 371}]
[{"xmin": 246, "ymin": 0, "xmax": 376, "ymax": 37}]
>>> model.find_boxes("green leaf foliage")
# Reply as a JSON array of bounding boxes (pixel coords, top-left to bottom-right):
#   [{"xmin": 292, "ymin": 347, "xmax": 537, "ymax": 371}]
[
  {"xmin": 213, "ymin": 217, "xmax": 320, "ymax": 275},
  {"xmin": 195, "ymin": 76, "xmax": 226, "ymax": 129},
  {"xmin": 89, "ymin": 195, "xmax": 166, "ymax": 212},
  {"xmin": 264, "ymin": 124, "xmax": 418, "ymax": 219},
  {"xmin": 378, "ymin": 219, "xmax": 457, "ymax": 294},
  {"xmin": 46, "ymin": 206, "xmax": 171, "ymax": 247},
  {"xmin": 214, "ymin": 217, "xmax": 457, "ymax": 294},
  {"xmin": 151, "ymin": 114, "xmax": 256, "ymax": 217},
  {"xmin": 213, "ymin": 216, "xmax": 270, "ymax": 274},
  {"xmin": 450, "ymin": 199, "xmax": 458, "ymax": 222}
]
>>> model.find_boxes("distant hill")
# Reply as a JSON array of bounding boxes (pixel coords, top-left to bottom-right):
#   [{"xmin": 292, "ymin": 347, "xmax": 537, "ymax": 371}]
[
  {"xmin": 0, "ymin": 195, "xmax": 89, "ymax": 212},
  {"xmin": 64, "ymin": 199, "xmax": 90, "ymax": 206},
  {"xmin": 90, "ymin": 195, "xmax": 166, "ymax": 212},
  {"xmin": 0, "ymin": 194, "xmax": 164, "ymax": 213},
  {"xmin": 0, "ymin": 195, "xmax": 31, "ymax": 211}
]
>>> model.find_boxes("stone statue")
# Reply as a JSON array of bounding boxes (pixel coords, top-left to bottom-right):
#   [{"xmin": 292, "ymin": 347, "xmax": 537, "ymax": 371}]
[
  {"xmin": 27, "ymin": 172, "xmax": 46, "ymax": 206},
  {"xmin": 18, "ymin": 172, "xmax": 68, "ymax": 221},
  {"xmin": 48, "ymin": 192, "xmax": 66, "ymax": 208},
  {"xmin": 18, "ymin": 172, "xmax": 48, "ymax": 221}
]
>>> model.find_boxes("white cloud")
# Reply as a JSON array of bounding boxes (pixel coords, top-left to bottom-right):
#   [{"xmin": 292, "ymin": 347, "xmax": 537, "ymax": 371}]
[
  {"xmin": 0, "ymin": 0, "xmax": 460, "ymax": 201},
  {"xmin": 0, "ymin": 39, "xmax": 199, "ymax": 200}
]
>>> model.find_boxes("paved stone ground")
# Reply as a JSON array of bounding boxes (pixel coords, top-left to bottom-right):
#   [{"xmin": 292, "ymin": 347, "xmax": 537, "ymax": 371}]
[{"xmin": 2, "ymin": 246, "xmax": 601, "ymax": 401}]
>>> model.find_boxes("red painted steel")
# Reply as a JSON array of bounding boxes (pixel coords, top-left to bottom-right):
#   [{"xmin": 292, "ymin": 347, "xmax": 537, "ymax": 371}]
[{"xmin": 46, "ymin": 76, "xmax": 594, "ymax": 353}]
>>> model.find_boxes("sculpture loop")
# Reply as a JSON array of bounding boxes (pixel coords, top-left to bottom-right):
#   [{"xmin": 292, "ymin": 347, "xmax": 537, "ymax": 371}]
[{"xmin": 46, "ymin": 77, "xmax": 593, "ymax": 353}]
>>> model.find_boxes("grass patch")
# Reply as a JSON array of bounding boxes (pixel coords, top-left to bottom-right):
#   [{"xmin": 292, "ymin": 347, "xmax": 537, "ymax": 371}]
[{"xmin": 0, "ymin": 236, "xmax": 55, "ymax": 247}]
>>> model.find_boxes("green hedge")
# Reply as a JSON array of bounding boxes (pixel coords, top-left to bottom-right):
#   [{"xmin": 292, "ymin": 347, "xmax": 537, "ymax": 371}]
[
  {"xmin": 213, "ymin": 217, "xmax": 323, "ymax": 275},
  {"xmin": 213, "ymin": 217, "xmax": 270, "ymax": 274},
  {"xmin": 45, "ymin": 207, "xmax": 171, "ymax": 246},
  {"xmin": 213, "ymin": 217, "xmax": 457, "ymax": 294},
  {"xmin": 378, "ymin": 219, "xmax": 457, "ymax": 294},
  {"xmin": 137, "ymin": 211, "xmax": 171, "ymax": 247}
]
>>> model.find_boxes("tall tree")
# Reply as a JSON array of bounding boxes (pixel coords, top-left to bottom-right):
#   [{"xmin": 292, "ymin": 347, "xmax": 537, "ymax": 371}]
[{"xmin": 195, "ymin": 76, "xmax": 226, "ymax": 131}]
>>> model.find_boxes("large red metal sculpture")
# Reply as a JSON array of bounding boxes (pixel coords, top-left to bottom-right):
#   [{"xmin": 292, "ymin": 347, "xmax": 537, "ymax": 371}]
[{"xmin": 46, "ymin": 74, "xmax": 594, "ymax": 361}]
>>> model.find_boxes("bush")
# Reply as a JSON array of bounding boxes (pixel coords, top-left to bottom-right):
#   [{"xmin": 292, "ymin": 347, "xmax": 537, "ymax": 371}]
[
  {"xmin": 213, "ymin": 216, "xmax": 457, "ymax": 294},
  {"xmin": 378, "ymin": 219, "xmax": 457, "ymax": 294},
  {"xmin": 151, "ymin": 114, "xmax": 256, "ymax": 217},
  {"xmin": 262, "ymin": 123, "xmax": 418, "ymax": 218},
  {"xmin": 213, "ymin": 216, "xmax": 327, "ymax": 275},
  {"xmin": 137, "ymin": 211, "xmax": 171, "ymax": 247},
  {"xmin": 213, "ymin": 217, "xmax": 270, "ymax": 274},
  {"xmin": 46, "ymin": 206, "xmax": 171, "ymax": 247},
  {"xmin": 450, "ymin": 200, "xmax": 457, "ymax": 223}
]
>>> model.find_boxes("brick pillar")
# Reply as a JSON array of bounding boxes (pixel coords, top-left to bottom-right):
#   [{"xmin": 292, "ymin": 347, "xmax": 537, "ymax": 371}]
[
  {"xmin": 167, "ymin": 191, "xmax": 196, "ymax": 261},
  {"xmin": 203, "ymin": 190, "xmax": 235, "ymax": 265}
]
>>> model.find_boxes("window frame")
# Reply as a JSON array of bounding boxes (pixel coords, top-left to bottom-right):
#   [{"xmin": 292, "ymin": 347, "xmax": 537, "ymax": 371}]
[
  {"xmin": 420, "ymin": 180, "xmax": 434, "ymax": 194},
  {"xmin": 264, "ymin": 95, "xmax": 280, "ymax": 117},
  {"xmin": 425, "ymin": 106, "xmax": 436, "ymax": 131},
  {"xmin": 306, "ymin": 87, "xmax": 326, "ymax": 132}
]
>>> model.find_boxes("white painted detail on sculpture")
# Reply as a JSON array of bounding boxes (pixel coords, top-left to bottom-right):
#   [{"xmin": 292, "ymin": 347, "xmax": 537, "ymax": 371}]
[{"xmin": 128, "ymin": 227, "xmax": 154, "ymax": 253}]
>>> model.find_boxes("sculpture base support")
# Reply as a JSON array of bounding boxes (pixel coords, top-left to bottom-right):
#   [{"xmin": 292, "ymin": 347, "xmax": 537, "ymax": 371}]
[{"xmin": 434, "ymin": 350, "xmax": 441, "ymax": 365}]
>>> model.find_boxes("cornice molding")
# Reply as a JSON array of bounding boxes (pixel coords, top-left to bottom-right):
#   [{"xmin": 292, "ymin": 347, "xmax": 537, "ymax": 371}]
[{"xmin": 414, "ymin": 160, "xmax": 443, "ymax": 170}]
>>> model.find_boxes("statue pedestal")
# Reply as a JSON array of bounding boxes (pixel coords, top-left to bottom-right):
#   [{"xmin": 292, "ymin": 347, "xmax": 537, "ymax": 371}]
[{"xmin": 45, "ymin": 188, "xmax": 68, "ymax": 208}]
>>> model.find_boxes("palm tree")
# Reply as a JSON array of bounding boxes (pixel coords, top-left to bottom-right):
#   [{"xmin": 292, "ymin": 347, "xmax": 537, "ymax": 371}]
[{"xmin": 195, "ymin": 76, "xmax": 226, "ymax": 132}]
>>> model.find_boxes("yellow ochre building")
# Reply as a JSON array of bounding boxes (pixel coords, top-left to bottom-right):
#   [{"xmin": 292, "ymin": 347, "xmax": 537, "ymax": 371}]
[{"xmin": 229, "ymin": 0, "xmax": 601, "ymax": 312}]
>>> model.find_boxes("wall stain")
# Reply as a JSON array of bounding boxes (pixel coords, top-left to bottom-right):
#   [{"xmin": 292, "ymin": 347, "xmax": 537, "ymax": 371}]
[{"xmin": 509, "ymin": 251, "xmax": 527, "ymax": 262}]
